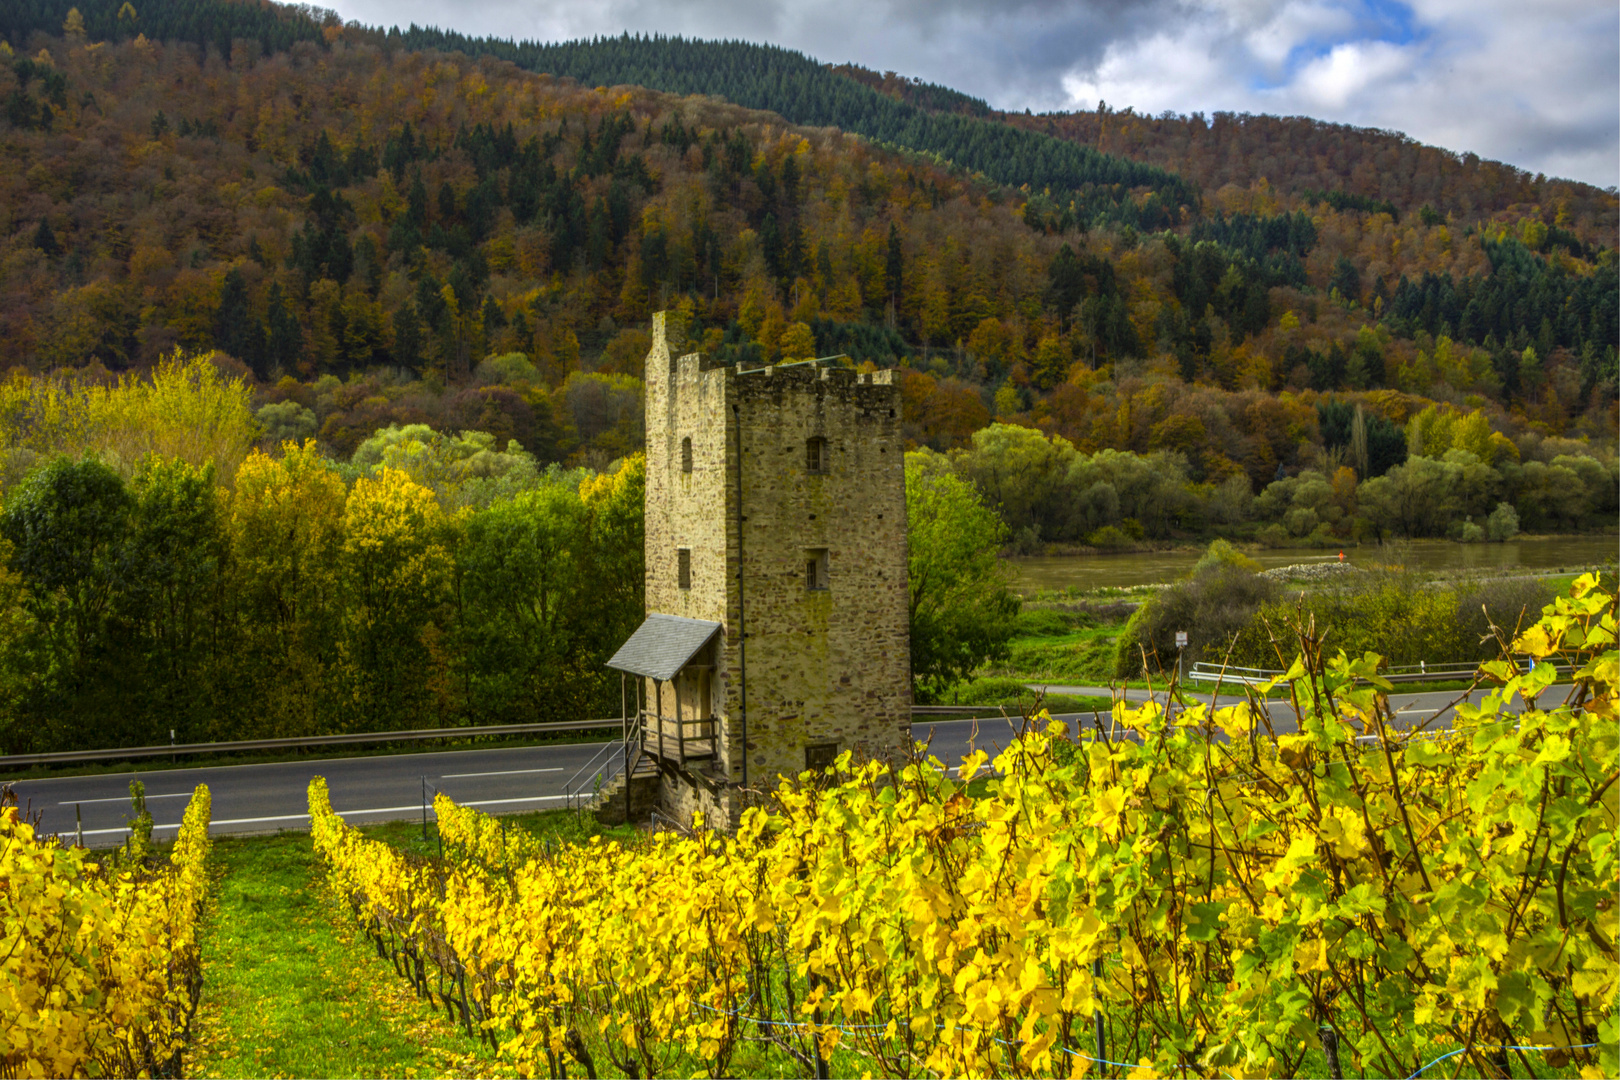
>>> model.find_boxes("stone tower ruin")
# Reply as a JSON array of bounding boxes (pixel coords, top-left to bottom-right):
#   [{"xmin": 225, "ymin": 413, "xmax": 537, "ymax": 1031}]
[{"xmin": 605, "ymin": 312, "xmax": 911, "ymax": 826}]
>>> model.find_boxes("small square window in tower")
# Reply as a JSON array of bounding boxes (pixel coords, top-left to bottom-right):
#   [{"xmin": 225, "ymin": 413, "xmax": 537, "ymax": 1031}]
[
  {"xmin": 806, "ymin": 435, "xmax": 829, "ymax": 474},
  {"xmin": 681, "ymin": 436, "xmax": 693, "ymax": 473},
  {"xmin": 805, "ymin": 742, "xmax": 840, "ymax": 774},
  {"xmin": 804, "ymin": 547, "xmax": 829, "ymax": 591},
  {"xmin": 677, "ymin": 548, "xmax": 692, "ymax": 590}
]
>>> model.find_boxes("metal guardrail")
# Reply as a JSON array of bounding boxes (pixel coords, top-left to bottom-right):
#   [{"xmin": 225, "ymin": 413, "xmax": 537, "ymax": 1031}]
[
  {"xmin": 3, "ymin": 706, "xmax": 1024, "ymax": 770},
  {"xmin": 1187, "ymin": 660, "xmax": 1543, "ymax": 687},
  {"xmin": 0, "ymin": 719, "xmax": 623, "ymax": 768}
]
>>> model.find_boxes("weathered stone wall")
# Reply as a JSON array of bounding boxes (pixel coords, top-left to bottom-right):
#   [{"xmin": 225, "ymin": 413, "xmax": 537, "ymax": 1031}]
[
  {"xmin": 729, "ymin": 364, "xmax": 911, "ymax": 788},
  {"xmin": 656, "ymin": 764, "xmax": 730, "ymax": 830},
  {"xmin": 591, "ymin": 769, "xmax": 660, "ymax": 826},
  {"xmin": 640, "ymin": 313, "xmax": 911, "ymax": 823}
]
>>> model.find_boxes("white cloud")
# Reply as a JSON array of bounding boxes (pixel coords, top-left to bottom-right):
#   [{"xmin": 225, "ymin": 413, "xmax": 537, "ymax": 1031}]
[
  {"xmin": 1291, "ymin": 40, "xmax": 1413, "ymax": 111},
  {"xmin": 326, "ymin": 0, "xmax": 1620, "ymax": 187},
  {"xmin": 1052, "ymin": 0, "xmax": 1618, "ymax": 185}
]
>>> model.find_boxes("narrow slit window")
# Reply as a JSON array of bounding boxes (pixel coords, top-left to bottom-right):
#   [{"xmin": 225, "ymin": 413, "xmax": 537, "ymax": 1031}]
[
  {"xmin": 681, "ymin": 436, "xmax": 693, "ymax": 473},
  {"xmin": 806, "ymin": 436, "xmax": 828, "ymax": 474},
  {"xmin": 677, "ymin": 548, "xmax": 692, "ymax": 590},
  {"xmin": 805, "ymin": 548, "xmax": 829, "ymax": 591}
]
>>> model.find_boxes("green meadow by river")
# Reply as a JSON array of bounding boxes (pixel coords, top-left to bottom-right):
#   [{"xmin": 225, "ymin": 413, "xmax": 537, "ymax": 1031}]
[{"xmin": 1006, "ymin": 535, "xmax": 1619, "ymax": 593}]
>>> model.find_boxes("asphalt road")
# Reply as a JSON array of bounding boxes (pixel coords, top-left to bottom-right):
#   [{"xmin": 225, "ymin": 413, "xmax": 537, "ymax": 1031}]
[{"xmin": 10, "ymin": 685, "xmax": 1560, "ymax": 847}]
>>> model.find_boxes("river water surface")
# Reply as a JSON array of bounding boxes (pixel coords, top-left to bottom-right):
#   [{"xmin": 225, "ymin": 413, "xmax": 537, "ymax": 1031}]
[{"xmin": 1008, "ymin": 535, "xmax": 1619, "ymax": 593}]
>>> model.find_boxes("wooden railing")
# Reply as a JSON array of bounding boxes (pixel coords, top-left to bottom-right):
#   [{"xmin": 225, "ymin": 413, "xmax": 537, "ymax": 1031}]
[{"xmin": 641, "ymin": 711, "xmax": 718, "ymax": 764}]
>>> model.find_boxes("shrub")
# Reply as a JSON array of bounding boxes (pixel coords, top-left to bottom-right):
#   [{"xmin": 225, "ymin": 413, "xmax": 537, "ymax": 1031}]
[
  {"xmin": 1255, "ymin": 522, "xmax": 1290, "ymax": 547},
  {"xmin": 1114, "ymin": 565, "xmax": 1280, "ymax": 676},
  {"xmin": 1453, "ymin": 576, "xmax": 1556, "ymax": 652},
  {"xmin": 1087, "ymin": 524, "xmax": 1133, "ymax": 550},
  {"xmin": 948, "ymin": 676, "xmax": 1103, "ymax": 711},
  {"xmin": 1224, "ymin": 570, "xmax": 1533, "ymax": 670},
  {"xmin": 1012, "ymin": 609, "xmax": 1070, "ymax": 636},
  {"xmin": 1458, "ymin": 521, "xmax": 1485, "ymax": 543},
  {"xmin": 948, "ymin": 675, "xmax": 1034, "ymax": 705},
  {"xmin": 1486, "ymin": 500, "xmax": 1519, "ymax": 541},
  {"xmin": 1192, "ymin": 538, "xmax": 1261, "ymax": 576},
  {"xmin": 315, "ymin": 576, "xmax": 1620, "ymax": 1080}
]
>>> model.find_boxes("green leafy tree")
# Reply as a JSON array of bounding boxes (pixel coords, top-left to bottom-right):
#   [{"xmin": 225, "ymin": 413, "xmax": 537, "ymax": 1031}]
[
  {"xmin": 0, "ymin": 455, "xmax": 131, "ymax": 749},
  {"xmin": 457, "ymin": 483, "xmax": 593, "ymax": 724},
  {"xmin": 905, "ymin": 451, "xmax": 1018, "ymax": 700},
  {"xmin": 350, "ymin": 423, "xmax": 550, "ymax": 510},
  {"xmin": 1486, "ymin": 500, "xmax": 1519, "ymax": 542},
  {"xmin": 951, "ymin": 423, "xmax": 1081, "ymax": 539},
  {"xmin": 1, "ymin": 455, "xmax": 130, "ymax": 666},
  {"xmin": 118, "ymin": 457, "xmax": 223, "ymax": 743}
]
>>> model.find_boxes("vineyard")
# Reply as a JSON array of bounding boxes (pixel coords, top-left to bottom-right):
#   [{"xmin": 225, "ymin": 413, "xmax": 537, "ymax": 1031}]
[
  {"xmin": 307, "ymin": 575, "xmax": 1617, "ymax": 1080},
  {"xmin": 1, "ymin": 578, "xmax": 1610, "ymax": 1078},
  {"xmin": 0, "ymin": 783, "xmax": 212, "ymax": 1078}
]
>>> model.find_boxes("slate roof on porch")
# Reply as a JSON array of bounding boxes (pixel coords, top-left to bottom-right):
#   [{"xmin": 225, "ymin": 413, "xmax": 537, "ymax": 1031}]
[{"xmin": 606, "ymin": 614, "xmax": 722, "ymax": 681}]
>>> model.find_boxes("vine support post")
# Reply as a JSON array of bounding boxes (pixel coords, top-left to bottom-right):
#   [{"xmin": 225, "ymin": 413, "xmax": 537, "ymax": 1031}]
[
  {"xmin": 809, "ymin": 936, "xmax": 830, "ymax": 1080},
  {"xmin": 1318, "ymin": 1024, "xmax": 1343, "ymax": 1080},
  {"xmin": 1093, "ymin": 956, "xmax": 1106, "ymax": 1074}
]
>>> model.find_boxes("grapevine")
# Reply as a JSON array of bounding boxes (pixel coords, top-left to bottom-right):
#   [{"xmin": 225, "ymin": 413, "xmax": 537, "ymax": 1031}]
[{"xmin": 0, "ymin": 784, "xmax": 213, "ymax": 1078}]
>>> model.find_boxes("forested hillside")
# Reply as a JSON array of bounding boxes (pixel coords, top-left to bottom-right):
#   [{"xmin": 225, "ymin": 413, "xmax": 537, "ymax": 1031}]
[
  {"xmin": 1, "ymin": 12, "xmax": 1613, "ymax": 448},
  {"xmin": 0, "ymin": 6, "xmax": 1613, "ymax": 480},
  {"xmin": 825, "ymin": 65, "xmax": 1618, "ymax": 246}
]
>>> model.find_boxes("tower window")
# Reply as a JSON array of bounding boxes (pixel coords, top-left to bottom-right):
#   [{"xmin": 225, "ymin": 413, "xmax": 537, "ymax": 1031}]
[
  {"xmin": 805, "ymin": 742, "xmax": 839, "ymax": 774},
  {"xmin": 681, "ymin": 436, "xmax": 693, "ymax": 473},
  {"xmin": 805, "ymin": 548, "xmax": 829, "ymax": 591},
  {"xmin": 678, "ymin": 548, "xmax": 692, "ymax": 590},
  {"xmin": 806, "ymin": 436, "xmax": 828, "ymax": 474}
]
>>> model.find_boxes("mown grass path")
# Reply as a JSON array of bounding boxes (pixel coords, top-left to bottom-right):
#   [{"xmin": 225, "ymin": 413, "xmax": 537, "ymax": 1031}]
[{"xmin": 187, "ymin": 830, "xmax": 511, "ymax": 1080}]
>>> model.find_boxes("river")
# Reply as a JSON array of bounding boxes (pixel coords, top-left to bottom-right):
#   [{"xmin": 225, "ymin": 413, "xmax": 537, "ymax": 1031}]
[{"xmin": 1007, "ymin": 535, "xmax": 1619, "ymax": 593}]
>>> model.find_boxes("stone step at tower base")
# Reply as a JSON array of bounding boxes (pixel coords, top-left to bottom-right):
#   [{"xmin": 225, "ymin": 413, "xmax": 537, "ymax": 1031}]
[{"xmin": 588, "ymin": 751, "xmax": 661, "ymax": 825}]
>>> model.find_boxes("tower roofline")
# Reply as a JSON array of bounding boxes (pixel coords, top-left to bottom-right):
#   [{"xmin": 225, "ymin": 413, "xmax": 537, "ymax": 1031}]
[{"xmin": 649, "ymin": 310, "xmax": 900, "ymax": 389}]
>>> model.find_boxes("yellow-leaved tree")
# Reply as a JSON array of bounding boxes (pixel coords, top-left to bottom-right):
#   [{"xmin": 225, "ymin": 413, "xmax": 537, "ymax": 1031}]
[
  {"xmin": 228, "ymin": 440, "xmax": 348, "ymax": 739},
  {"xmin": 340, "ymin": 467, "xmax": 456, "ymax": 729},
  {"xmin": 85, "ymin": 350, "xmax": 257, "ymax": 482}
]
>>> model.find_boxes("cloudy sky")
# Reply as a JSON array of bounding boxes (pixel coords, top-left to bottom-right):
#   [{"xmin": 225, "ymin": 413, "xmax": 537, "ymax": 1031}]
[{"xmin": 327, "ymin": 0, "xmax": 1619, "ymax": 188}]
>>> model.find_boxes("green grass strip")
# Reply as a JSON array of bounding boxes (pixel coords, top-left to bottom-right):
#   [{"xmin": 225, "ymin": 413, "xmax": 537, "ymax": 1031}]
[{"xmin": 189, "ymin": 830, "xmax": 512, "ymax": 1080}]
